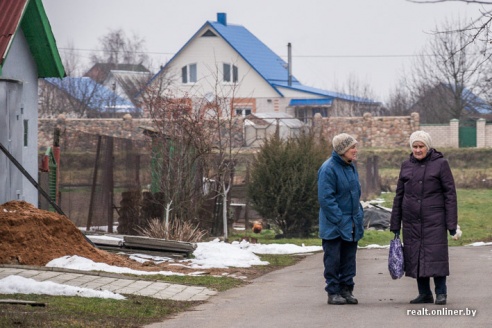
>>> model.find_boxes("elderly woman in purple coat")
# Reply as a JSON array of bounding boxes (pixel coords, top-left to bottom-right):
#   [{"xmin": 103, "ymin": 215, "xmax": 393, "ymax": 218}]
[{"xmin": 390, "ymin": 131, "xmax": 458, "ymax": 306}]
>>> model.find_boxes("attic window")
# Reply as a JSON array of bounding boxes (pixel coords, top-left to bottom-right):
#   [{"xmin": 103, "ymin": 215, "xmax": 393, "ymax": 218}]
[
  {"xmin": 182, "ymin": 63, "xmax": 197, "ymax": 83},
  {"xmin": 223, "ymin": 63, "xmax": 238, "ymax": 83},
  {"xmin": 202, "ymin": 30, "xmax": 217, "ymax": 37}
]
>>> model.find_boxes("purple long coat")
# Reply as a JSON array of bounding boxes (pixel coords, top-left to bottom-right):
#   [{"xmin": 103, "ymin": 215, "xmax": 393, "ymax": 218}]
[{"xmin": 390, "ymin": 149, "xmax": 458, "ymax": 278}]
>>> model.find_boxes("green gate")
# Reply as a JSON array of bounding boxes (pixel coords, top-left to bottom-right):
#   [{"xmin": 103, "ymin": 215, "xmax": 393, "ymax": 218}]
[{"xmin": 459, "ymin": 126, "xmax": 476, "ymax": 148}]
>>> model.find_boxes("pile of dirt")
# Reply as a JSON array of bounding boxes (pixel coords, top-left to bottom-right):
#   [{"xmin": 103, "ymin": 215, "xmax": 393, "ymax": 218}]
[
  {"xmin": 0, "ymin": 201, "xmax": 138, "ymax": 268},
  {"xmin": 0, "ymin": 201, "xmax": 264, "ymax": 279}
]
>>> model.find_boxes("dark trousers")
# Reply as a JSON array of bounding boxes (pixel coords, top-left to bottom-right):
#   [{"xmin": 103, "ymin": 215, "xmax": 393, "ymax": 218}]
[
  {"xmin": 322, "ymin": 237, "xmax": 358, "ymax": 295},
  {"xmin": 417, "ymin": 276, "xmax": 447, "ymax": 295}
]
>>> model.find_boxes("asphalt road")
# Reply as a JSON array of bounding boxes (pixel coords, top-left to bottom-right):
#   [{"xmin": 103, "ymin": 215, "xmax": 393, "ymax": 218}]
[{"xmin": 145, "ymin": 245, "xmax": 492, "ymax": 328}]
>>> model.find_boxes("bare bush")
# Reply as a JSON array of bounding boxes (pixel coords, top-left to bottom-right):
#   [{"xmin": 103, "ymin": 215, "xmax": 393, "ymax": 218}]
[{"xmin": 136, "ymin": 218, "xmax": 208, "ymax": 242}]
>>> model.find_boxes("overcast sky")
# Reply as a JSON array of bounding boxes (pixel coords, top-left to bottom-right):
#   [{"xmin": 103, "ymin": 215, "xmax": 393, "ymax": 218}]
[{"xmin": 43, "ymin": 0, "xmax": 481, "ymax": 102}]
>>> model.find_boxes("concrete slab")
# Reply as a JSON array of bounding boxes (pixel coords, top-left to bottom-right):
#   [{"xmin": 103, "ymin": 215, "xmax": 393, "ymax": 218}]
[
  {"xmin": 29, "ymin": 271, "xmax": 64, "ymax": 281},
  {"xmin": 0, "ymin": 267, "xmax": 218, "ymax": 303}
]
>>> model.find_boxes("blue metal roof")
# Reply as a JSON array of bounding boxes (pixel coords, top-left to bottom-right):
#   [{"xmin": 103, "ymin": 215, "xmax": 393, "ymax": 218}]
[
  {"xmin": 45, "ymin": 77, "xmax": 137, "ymax": 112},
  {"xmin": 462, "ymin": 88, "xmax": 492, "ymax": 114},
  {"xmin": 278, "ymin": 83, "xmax": 376, "ymax": 103},
  {"xmin": 207, "ymin": 20, "xmax": 299, "ymax": 88},
  {"xmin": 150, "ymin": 13, "xmax": 378, "ymax": 104},
  {"xmin": 289, "ymin": 98, "xmax": 333, "ymax": 106},
  {"xmin": 443, "ymin": 83, "xmax": 492, "ymax": 114}
]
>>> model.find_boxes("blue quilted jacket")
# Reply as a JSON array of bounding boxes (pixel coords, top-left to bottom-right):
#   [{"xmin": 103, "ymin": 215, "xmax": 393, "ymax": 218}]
[{"xmin": 318, "ymin": 151, "xmax": 364, "ymax": 242}]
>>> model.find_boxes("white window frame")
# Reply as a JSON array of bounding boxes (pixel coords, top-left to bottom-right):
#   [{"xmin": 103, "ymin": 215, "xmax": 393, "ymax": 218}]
[
  {"xmin": 182, "ymin": 63, "xmax": 197, "ymax": 84},
  {"xmin": 223, "ymin": 63, "xmax": 238, "ymax": 83},
  {"xmin": 235, "ymin": 108, "xmax": 251, "ymax": 117}
]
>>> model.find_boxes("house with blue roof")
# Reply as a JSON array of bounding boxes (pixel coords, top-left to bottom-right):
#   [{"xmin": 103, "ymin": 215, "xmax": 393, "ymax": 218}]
[
  {"xmin": 145, "ymin": 13, "xmax": 380, "ymax": 121},
  {"xmin": 1, "ymin": 0, "xmax": 65, "ymax": 206},
  {"xmin": 84, "ymin": 63, "xmax": 152, "ymax": 111},
  {"xmin": 40, "ymin": 77, "xmax": 139, "ymax": 118},
  {"xmin": 410, "ymin": 83, "xmax": 492, "ymax": 124}
]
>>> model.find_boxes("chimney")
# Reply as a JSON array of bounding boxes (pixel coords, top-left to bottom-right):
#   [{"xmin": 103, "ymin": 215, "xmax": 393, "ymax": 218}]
[
  {"xmin": 287, "ymin": 43, "xmax": 292, "ymax": 86},
  {"xmin": 217, "ymin": 13, "xmax": 227, "ymax": 26}
]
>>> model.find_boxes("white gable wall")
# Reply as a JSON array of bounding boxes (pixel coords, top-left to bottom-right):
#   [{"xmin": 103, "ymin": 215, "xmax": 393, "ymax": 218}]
[
  {"xmin": 163, "ymin": 27, "xmax": 281, "ymax": 109},
  {"xmin": 155, "ymin": 24, "xmax": 332, "ymax": 117},
  {"xmin": 1, "ymin": 30, "xmax": 40, "ymax": 205}
]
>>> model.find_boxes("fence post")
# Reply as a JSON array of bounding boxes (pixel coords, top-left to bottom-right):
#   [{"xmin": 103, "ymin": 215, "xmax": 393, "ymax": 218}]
[
  {"xmin": 477, "ymin": 118, "xmax": 486, "ymax": 148},
  {"xmin": 450, "ymin": 119, "xmax": 459, "ymax": 148}
]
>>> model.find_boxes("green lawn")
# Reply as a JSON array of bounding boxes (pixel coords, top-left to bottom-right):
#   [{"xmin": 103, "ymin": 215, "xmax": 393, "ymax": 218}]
[
  {"xmin": 236, "ymin": 188, "xmax": 492, "ymax": 248},
  {"xmin": 376, "ymin": 188, "xmax": 492, "ymax": 246}
]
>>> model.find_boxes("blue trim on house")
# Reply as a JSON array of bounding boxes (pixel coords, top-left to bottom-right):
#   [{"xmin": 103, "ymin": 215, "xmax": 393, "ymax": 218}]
[
  {"xmin": 276, "ymin": 83, "xmax": 376, "ymax": 103},
  {"xmin": 289, "ymin": 98, "xmax": 333, "ymax": 106}
]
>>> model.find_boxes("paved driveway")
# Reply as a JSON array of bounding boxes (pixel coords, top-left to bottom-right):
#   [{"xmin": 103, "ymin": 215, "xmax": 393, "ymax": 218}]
[{"xmin": 145, "ymin": 245, "xmax": 492, "ymax": 328}]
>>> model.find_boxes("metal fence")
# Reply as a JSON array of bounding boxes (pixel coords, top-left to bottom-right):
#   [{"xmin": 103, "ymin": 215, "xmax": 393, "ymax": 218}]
[{"xmin": 56, "ymin": 131, "xmax": 152, "ymax": 230}]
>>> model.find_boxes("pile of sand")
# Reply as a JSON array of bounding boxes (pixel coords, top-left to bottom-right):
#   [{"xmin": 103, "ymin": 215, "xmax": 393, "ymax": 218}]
[
  {"xmin": 0, "ymin": 200, "xmax": 259, "ymax": 279},
  {"xmin": 0, "ymin": 200, "xmax": 144, "ymax": 268}
]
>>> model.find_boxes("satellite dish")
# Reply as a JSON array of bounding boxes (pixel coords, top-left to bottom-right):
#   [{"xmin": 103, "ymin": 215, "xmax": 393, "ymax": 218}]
[{"xmin": 204, "ymin": 92, "xmax": 214, "ymax": 103}]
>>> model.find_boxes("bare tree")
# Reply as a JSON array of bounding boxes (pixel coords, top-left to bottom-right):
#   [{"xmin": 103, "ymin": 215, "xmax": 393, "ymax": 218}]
[
  {"xmin": 407, "ymin": 18, "xmax": 484, "ymax": 123},
  {"xmin": 331, "ymin": 74, "xmax": 384, "ymax": 116},
  {"xmin": 385, "ymin": 79, "xmax": 414, "ymax": 116},
  {"xmin": 409, "ymin": 1, "xmax": 492, "ymax": 57},
  {"xmin": 139, "ymin": 61, "xmax": 247, "ymax": 240},
  {"xmin": 90, "ymin": 28, "xmax": 150, "ymax": 67},
  {"xmin": 59, "ymin": 41, "xmax": 86, "ymax": 77},
  {"xmin": 138, "ymin": 70, "xmax": 213, "ymax": 231},
  {"xmin": 204, "ymin": 75, "xmax": 244, "ymax": 240}
]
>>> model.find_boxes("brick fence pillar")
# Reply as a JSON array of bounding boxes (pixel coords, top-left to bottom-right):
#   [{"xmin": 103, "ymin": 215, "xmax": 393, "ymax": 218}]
[
  {"xmin": 410, "ymin": 112, "xmax": 420, "ymax": 131},
  {"xmin": 477, "ymin": 118, "xmax": 486, "ymax": 148},
  {"xmin": 450, "ymin": 119, "xmax": 459, "ymax": 148}
]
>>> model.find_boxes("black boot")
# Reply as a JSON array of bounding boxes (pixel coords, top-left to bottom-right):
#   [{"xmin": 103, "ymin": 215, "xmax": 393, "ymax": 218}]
[
  {"xmin": 340, "ymin": 285, "xmax": 358, "ymax": 304},
  {"xmin": 410, "ymin": 294, "xmax": 434, "ymax": 304},
  {"xmin": 435, "ymin": 294, "xmax": 447, "ymax": 305},
  {"xmin": 327, "ymin": 294, "xmax": 347, "ymax": 305}
]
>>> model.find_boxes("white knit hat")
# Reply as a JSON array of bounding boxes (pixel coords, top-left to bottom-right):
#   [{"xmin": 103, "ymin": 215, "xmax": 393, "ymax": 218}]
[
  {"xmin": 409, "ymin": 130, "xmax": 432, "ymax": 149},
  {"xmin": 332, "ymin": 133, "xmax": 358, "ymax": 155}
]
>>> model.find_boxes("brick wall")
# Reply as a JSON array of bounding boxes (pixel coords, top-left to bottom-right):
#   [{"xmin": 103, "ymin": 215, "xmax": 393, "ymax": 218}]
[
  {"xmin": 39, "ymin": 113, "xmax": 492, "ymax": 151},
  {"xmin": 421, "ymin": 120, "xmax": 459, "ymax": 148},
  {"xmin": 38, "ymin": 114, "xmax": 150, "ymax": 152},
  {"xmin": 313, "ymin": 112, "xmax": 420, "ymax": 148},
  {"xmin": 38, "ymin": 114, "xmax": 245, "ymax": 152}
]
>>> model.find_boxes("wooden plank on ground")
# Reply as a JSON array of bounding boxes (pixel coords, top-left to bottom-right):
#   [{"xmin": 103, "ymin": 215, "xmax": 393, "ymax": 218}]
[{"xmin": 0, "ymin": 299, "xmax": 46, "ymax": 307}]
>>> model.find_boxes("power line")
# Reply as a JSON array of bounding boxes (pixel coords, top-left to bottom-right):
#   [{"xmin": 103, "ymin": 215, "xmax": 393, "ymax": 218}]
[
  {"xmin": 60, "ymin": 47, "xmax": 487, "ymax": 60},
  {"xmin": 58, "ymin": 47, "xmax": 436, "ymax": 59}
]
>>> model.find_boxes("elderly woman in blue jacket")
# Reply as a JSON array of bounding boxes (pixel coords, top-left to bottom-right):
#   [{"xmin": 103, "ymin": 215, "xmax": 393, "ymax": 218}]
[{"xmin": 318, "ymin": 133, "xmax": 364, "ymax": 305}]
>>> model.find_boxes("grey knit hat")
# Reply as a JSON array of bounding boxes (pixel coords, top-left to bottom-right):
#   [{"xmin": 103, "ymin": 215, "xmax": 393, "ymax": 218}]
[
  {"xmin": 409, "ymin": 130, "xmax": 432, "ymax": 149},
  {"xmin": 332, "ymin": 133, "xmax": 358, "ymax": 155}
]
